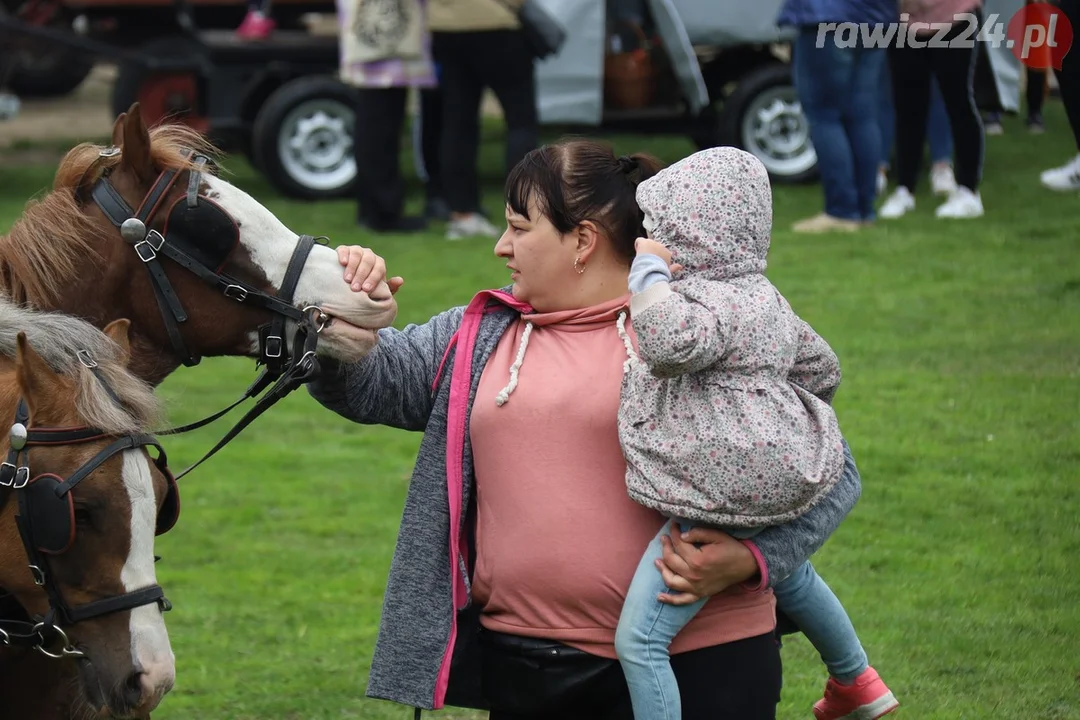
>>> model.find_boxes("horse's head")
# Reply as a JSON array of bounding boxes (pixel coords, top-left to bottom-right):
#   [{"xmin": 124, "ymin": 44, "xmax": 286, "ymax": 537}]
[
  {"xmin": 6, "ymin": 103, "xmax": 396, "ymax": 384},
  {"xmin": 0, "ymin": 314, "xmax": 177, "ymax": 717}
]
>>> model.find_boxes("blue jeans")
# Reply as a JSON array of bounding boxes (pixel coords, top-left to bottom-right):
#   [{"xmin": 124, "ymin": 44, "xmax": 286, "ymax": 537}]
[
  {"xmin": 792, "ymin": 27, "xmax": 884, "ymax": 221},
  {"xmin": 878, "ymin": 62, "xmax": 953, "ymax": 168},
  {"xmin": 615, "ymin": 521, "xmax": 869, "ymax": 719}
]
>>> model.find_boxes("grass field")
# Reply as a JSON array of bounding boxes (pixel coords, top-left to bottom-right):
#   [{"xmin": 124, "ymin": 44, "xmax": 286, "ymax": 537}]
[{"xmin": 1, "ymin": 104, "xmax": 1079, "ymax": 720}]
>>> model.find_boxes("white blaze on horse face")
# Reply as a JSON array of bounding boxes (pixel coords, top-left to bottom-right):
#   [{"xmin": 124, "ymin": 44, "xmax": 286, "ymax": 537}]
[
  {"xmin": 120, "ymin": 451, "xmax": 175, "ymax": 708},
  {"xmin": 201, "ymin": 176, "xmax": 397, "ymax": 358}
]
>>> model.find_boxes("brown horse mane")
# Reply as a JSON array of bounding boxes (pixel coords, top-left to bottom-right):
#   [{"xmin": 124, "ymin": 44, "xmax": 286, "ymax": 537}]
[
  {"xmin": 0, "ymin": 123, "xmax": 221, "ymax": 307},
  {"xmin": 0, "ymin": 300, "xmax": 163, "ymax": 434}
]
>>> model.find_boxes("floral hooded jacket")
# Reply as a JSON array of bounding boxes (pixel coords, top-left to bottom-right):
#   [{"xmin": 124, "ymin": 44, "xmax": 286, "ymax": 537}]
[{"xmin": 619, "ymin": 146, "xmax": 847, "ymax": 529}]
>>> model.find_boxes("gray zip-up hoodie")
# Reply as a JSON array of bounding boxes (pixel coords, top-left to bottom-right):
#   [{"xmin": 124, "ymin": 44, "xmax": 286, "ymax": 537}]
[{"xmin": 306, "ymin": 287, "xmax": 862, "ymax": 713}]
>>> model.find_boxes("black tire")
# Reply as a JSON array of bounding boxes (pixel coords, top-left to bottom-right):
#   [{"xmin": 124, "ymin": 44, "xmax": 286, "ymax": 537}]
[
  {"xmin": 250, "ymin": 75, "xmax": 357, "ymax": 200},
  {"xmin": 111, "ymin": 36, "xmax": 205, "ymax": 120},
  {"xmin": 698, "ymin": 62, "xmax": 818, "ymax": 185},
  {"xmin": 0, "ymin": 0, "xmax": 93, "ymax": 97},
  {"xmin": 7, "ymin": 56, "xmax": 93, "ymax": 98}
]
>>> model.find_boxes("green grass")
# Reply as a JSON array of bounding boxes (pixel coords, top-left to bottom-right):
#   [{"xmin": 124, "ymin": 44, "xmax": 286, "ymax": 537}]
[{"xmin": 1, "ymin": 107, "xmax": 1079, "ymax": 720}]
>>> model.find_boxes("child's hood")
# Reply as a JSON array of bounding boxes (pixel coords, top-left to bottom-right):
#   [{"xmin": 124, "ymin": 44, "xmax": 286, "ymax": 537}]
[{"xmin": 636, "ymin": 146, "xmax": 773, "ymax": 280}]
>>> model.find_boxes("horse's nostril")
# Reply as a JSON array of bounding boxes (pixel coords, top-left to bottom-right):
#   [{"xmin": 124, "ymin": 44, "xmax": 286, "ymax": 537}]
[{"xmin": 121, "ymin": 670, "xmax": 146, "ymax": 710}]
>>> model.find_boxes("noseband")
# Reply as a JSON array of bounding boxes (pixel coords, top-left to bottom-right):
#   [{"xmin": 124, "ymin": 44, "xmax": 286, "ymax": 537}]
[
  {"xmin": 0, "ymin": 352, "xmax": 178, "ymax": 660},
  {"xmin": 86, "ymin": 148, "xmax": 329, "ymax": 478}
]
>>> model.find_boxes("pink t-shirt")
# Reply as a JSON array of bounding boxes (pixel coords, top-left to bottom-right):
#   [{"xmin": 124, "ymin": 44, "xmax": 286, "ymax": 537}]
[{"xmin": 468, "ymin": 294, "xmax": 776, "ymax": 659}]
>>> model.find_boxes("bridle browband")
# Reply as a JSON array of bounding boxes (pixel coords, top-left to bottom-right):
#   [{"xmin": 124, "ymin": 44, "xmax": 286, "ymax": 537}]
[
  {"xmin": 86, "ymin": 147, "xmax": 328, "ymax": 478},
  {"xmin": 0, "ymin": 355, "xmax": 177, "ymax": 660}
]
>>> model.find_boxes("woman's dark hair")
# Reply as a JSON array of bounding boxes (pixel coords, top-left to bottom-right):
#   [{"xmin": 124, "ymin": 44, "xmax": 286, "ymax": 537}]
[{"xmin": 504, "ymin": 138, "xmax": 663, "ymax": 263}]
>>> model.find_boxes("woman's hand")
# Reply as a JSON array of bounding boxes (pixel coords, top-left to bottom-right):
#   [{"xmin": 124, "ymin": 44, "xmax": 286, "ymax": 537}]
[
  {"xmin": 336, "ymin": 245, "xmax": 405, "ymax": 294},
  {"xmin": 653, "ymin": 526, "xmax": 761, "ymax": 605},
  {"xmin": 635, "ymin": 237, "xmax": 683, "ymax": 274}
]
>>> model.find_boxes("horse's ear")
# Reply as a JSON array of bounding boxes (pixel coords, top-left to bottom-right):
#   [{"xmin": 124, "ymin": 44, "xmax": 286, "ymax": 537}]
[
  {"xmin": 14, "ymin": 332, "xmax": 63, "ymax": 417},
  {"xmin": 111, "ymin": 110, "xmax": 127, "ymax": 147},
  {"xmin": 102, "ymin": 318, "xmax": 132, "ymax": 366},
  {"xmin": 117, "ymin": 103, "xmax": 156, "ymax": 185}
]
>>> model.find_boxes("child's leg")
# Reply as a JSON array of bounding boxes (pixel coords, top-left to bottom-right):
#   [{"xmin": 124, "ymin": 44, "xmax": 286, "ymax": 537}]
[
  {"xmin": 772, "ymin": 560, "xmax": 867, "ymax": 683},
  {"xmin": 615, "ymin": 518, "xmax": 707, "ymax": 720}
]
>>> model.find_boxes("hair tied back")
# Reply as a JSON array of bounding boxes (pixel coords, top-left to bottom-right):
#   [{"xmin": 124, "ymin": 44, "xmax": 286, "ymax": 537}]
[{"xmin": 617, "ymin": 155, "xmax": 639, "ymax": 175}]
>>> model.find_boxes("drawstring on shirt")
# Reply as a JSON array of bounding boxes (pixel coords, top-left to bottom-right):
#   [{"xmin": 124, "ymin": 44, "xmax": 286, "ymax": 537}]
[
  {"xmin": 495, "ymin": 312, "xmax": 641, "ymax": 406},
  {"xmin": 616, "ymin": 310, "xmax": 641, "ymax": 373},
  {"xmin": 495, "ymin": 321, "xmax": 533, "ymax": 406}
]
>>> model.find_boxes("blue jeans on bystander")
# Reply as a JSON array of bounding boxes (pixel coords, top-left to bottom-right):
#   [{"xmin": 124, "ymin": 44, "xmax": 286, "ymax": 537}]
[{"xmin": 792, "ymin": 27, "xmax": 885, "ymax": 221}]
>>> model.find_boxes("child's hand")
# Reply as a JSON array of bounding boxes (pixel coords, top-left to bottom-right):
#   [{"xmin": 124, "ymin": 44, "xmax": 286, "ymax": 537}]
[{"xmin": 635, "ymin": 237, "xmax": 683, "ymax": 274}]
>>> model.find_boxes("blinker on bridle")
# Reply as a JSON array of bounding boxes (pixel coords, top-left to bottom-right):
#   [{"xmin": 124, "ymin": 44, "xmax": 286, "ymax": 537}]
[
  {"xmin": 0, "ymin": 350, "xmax": 179, "ymax": 660},
  {"xmin": 87, "ymin": 147, "xmax": 332, "ymax": 479}
]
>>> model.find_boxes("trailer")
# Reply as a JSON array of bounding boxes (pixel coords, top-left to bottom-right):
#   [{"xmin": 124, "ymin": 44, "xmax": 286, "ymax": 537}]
[{"xmin": 3, "ymin": 0, "xmax": 1023, "ymax": 202}]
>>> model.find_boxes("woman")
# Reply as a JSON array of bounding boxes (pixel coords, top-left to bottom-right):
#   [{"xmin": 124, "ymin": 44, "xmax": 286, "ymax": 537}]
[
  {"xmin": 877, "ymin": 68, "xmax": 957, "ymax": 198},
  {"xmin": 307, "ymin": 139, "xmax": 864, "ymax": 718},
  {"xmin": 878, "ymin": 0, "xmax": 986, "ymax": 219},
  {"xmin": 339, "ymin": 0, "xmax": 433, "ymax": 233},
  {"xmin": 777, "ymin": 0, "xmax": 896, "ymax": 233},
  {"xmin": 428, "ymin": 0, "xmax": 539, "ymax": 240}
]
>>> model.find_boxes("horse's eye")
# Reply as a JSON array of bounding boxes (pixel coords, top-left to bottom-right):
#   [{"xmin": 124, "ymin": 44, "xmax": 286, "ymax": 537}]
[{"xmin": 73, "ymin": 508, "xmax": 94, "ymax": 527}]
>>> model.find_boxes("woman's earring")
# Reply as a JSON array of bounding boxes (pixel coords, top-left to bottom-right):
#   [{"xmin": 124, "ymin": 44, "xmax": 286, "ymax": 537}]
[{"xmin": 574, "ymin": 257, "xmax": 585, "ymax": 274}]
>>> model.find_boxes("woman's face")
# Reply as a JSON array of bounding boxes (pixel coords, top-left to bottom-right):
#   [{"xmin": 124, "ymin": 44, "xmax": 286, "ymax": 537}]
[{"xmin": 495, "ymin": 200, "xmax": 579, "ymax": 311}]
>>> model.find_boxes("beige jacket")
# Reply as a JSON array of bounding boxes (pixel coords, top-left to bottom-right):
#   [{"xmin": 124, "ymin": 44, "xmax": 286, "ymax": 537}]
[{"xmin": 427, "ymin": 0, "xmax": 523, "ymax": 32}]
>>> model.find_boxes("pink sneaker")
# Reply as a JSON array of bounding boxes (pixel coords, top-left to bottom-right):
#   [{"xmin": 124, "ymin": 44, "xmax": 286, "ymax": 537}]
[
  {"xmin": 812, "ymin": 666, "xmax": 899, "ymax": 720},
  {"xmin": 236, "ymin": 10, "xmax": 275, "ymax": 40}
]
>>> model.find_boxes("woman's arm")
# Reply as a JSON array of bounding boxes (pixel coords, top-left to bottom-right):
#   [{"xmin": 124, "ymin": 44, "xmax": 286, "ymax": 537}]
[
  {"xmin": 654, "ymin": 439, "xmax": 862, "ymax": 601},
  {"xmin": 307, "ymin": 307, "xmax": 465, "ymax": 431},
  {"xmin": 305, "ymin": 245, "xmax": 465, "ymax": 431}
]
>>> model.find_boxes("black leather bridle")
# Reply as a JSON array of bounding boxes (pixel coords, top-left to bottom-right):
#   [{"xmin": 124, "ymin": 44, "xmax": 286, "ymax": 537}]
[
  {"xmin": 0, "ymin": 354, "xmax": 178, "ymax": 659},
  {"xmin": 86, "ymin": 147, "xmax": 328, "ymax": 477}
]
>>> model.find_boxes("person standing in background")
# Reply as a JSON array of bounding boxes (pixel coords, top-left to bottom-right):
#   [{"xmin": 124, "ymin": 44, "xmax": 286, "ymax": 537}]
[
  {"xmin": 339, "ymin": 0, "xmax": 434, "ymax": 233},
  {"xmin": 777, "ymin": 0, "xmax": 896, "ymax": 233},
  {"xmin": 1040, "ymin": 0, "xmax": 1080, "ymax": 190},
  {"xmin": 415, "ymin": 81, "xmax": 451, "ymax": 221},
  {"xmin": 878, "ymin": 0, "xmax": 986, "ymax": 220},
  {"xmin": 878, "ymin": 67, "xmax": 958, "ymax": 198},
  {"xmin": 429, "ymin": 0, "xmax": 540, "ymax": 240}
]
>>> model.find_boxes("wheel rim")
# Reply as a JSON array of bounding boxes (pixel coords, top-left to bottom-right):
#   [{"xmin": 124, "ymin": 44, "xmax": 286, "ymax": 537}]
[
  {"xmin": 740, "ymin": 86, "xmax": 817, "ymax": 178},
  {"xmin": 277, "ymin": 99, "xmax": 356, "ymax": 192}
]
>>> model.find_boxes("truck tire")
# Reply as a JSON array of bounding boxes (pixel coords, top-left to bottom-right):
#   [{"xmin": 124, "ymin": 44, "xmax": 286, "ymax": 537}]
[
  {"xmin": 7, "ymin": 56, "xmax": 93, "ymax": 98},
  {"xmin": 713, "ymin": 63, "xmax": 818, "ymax": 185},
  {"xmin": 251, "ymin": 76, "xmax": 357, "ymax": 200},
  {"xmin": 1, "ymin": 0, "xmax": 93, "ymax": 97}
]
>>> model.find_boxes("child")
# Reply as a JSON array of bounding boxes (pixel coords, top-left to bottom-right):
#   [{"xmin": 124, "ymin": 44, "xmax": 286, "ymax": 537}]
[{"xmin": 614, "ymin": 147, "xmax": 898, "ymax": 720}]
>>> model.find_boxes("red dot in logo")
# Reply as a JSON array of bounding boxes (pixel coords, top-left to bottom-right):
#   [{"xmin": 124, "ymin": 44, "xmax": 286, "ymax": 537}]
[{"xmin": 1007, "ymin": 2, "xmax": 1073, "ymax": 70}]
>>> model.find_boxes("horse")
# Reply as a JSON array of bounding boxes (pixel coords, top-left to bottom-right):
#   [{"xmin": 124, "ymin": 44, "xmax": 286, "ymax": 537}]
[
  {"xmin": 0, "ymin": 106, "xmax": 395, "ymax": 717},
  {"xmin": 0, "ymin": 302, "xmax": 180, "ymax": 719},
  {"xmin": 0, "ymin": 102, "xmax": 398, "ymax": 387}
]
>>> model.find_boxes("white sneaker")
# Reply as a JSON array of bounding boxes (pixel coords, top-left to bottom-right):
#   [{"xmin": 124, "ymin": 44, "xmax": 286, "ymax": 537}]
[
  {"xmin": 446, "ymin": 213, "xmax": 501, "ymax": 240},
  {"xmin": 877, "ymin": 168, "xmax": 888, "ymax": 195},
  {"xmin": 930, "ymin": 164, "xmax": 957, "ymax": 196},
  {"xmin": 935, "ymin": 187, "xmax": 984, "ymax": 218},
  {"xmin": 1040, "ymin": 154, "xmax": 1080, "ymax": 192},
  {"xmin": 879, "ymin": 187, "xmax": 915, "ymax": 219}
]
